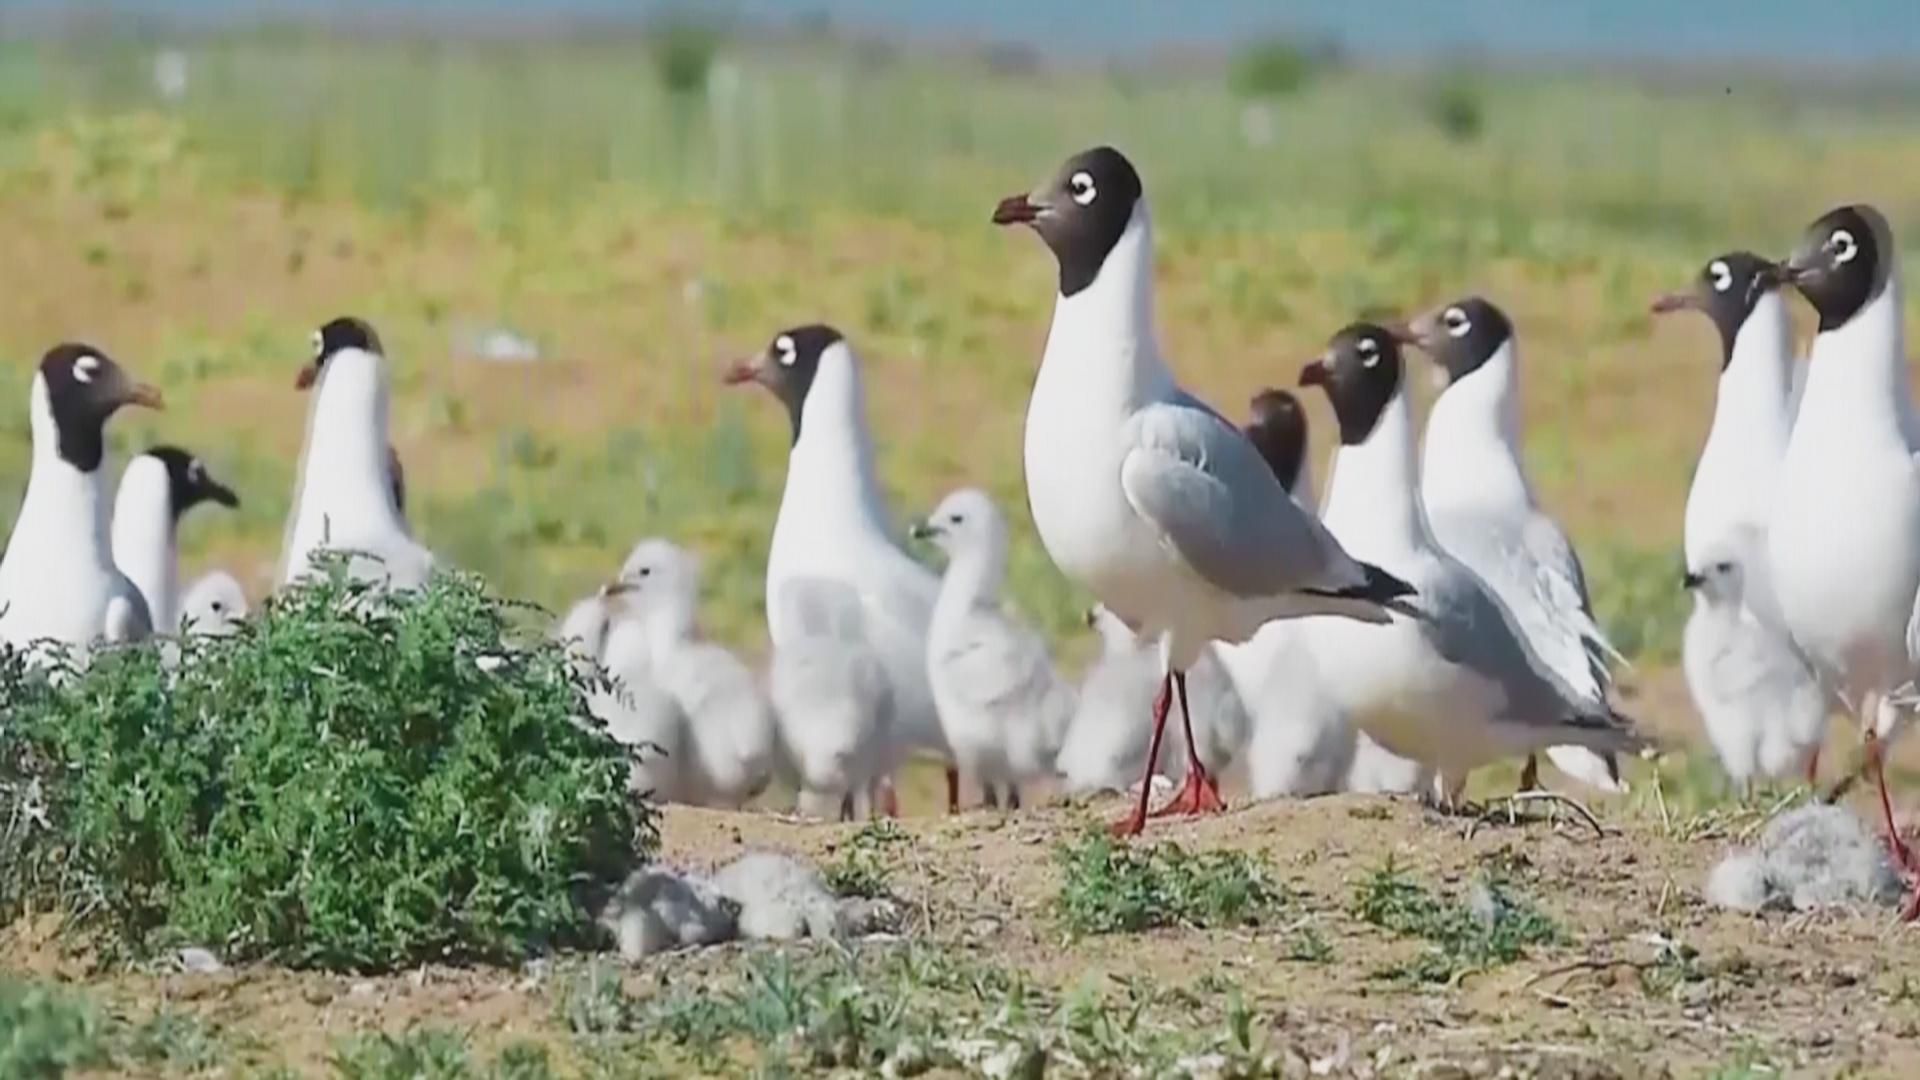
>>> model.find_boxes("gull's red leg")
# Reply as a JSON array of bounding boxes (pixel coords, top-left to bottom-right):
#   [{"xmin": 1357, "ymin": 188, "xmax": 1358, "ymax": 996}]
[
  {"xmin": 1806, "ymin": 745, "xmax": 1821, "ymax": 788},
  {"xmin": 945, "ymin": 766, "xmax": 961, "ymax": 815},
  {"xmin": 1149, "ymin": 670, "xmax": 1228, "ymax": 818},
  {"xmin": 879, "ymin": 776, "xmax": 901, "ymax": 819},
  {"xmin": 1111, "ymin": 672, "xmax": 1174, "ymax": 837},
  {"xmin": 1865, "ymin": 731, "xmax": 1915, "ymax": 872}
]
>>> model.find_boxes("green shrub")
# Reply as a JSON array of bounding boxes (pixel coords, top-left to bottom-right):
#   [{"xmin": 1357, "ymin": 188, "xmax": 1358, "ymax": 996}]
[
  {"xmin": 1226, "ymin": 38, "xmax": 1319, "ymax": 100},
  {"xmin": 1426, "ymin": 72, "xmax": 1486, "ymax": 142},
  {"xmin": 0, "ymin": 561, "xmax": 653, "ymax": 971},
  {"xmin": 1351, "ymin": 861, "xmax": 1560, "ymax": 983},
  {"xmin": 1054, "ymin": 830, "xmax": 1289, "ymax": 935}
]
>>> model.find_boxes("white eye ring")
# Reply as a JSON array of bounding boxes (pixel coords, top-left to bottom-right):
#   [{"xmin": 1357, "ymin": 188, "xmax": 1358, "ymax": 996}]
[
  {"xmin": 1709, "ymin": 259, "xmax": 1733, "ymax": 293},
  {"xmin": 774, "ymin": 334, "xmax": 798, "ymax": 367},
  {"xmin": 1443, "ymin": 307, "xmax": 1471, "ymax": 338},
  {"xmin": 1831, "ymin": 229, "xmax": 1858, "ymax": 265},
  {"xmin": 1068, "ymin": 170, "xmax": 1097, "ymax": 206},
  {"xmin": 1358, "ymin": 338, "xmax": 1381, "ymax": 367},
  {"xmin": 310, "ymin": 330, "xmax": 324, "ymax": 359},
  {"xmin": 73, "ymin": 355, "xmax": 100, "ymax": 383}
]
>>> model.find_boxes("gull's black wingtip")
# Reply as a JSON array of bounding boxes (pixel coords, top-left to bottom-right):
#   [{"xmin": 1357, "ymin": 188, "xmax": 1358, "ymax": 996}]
[{"xmin": 1300, "ymin": 562, "xmax": 1419, "ymax": 613}]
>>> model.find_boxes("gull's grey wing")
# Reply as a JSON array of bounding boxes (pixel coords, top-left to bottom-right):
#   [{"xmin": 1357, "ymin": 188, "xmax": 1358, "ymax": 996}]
[
  {"xmin": 1119, "ymin": 396, "xmax": 1365, "ymax": 599},
  {"xmin": 1519, "ymin": 513, "xmax": 1623, "ymax": 663},
  {"xmin": 1431, "ymin": 512, "xmax": 1610, "ymax": 707},
  {"xmin": 1420, "ymin": 556, "xmax": 1627, "ymax": 737}
]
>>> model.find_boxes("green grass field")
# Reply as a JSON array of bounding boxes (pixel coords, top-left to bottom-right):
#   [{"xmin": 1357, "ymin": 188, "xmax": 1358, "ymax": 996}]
[{"xmin": 1, "ymin": 27, "xmax": 1918, "ymax": 661}]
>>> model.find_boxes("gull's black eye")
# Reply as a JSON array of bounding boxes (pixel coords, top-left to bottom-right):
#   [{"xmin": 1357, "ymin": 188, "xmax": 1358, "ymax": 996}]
[
  {"xmin": 1830, "ymin": 229, "xmax": 1858, "ymax": 264},
  {"xmin": 1708, "ymin": 259, "xmax": 1733, "ymax": 293},
  {"xmin": 1443, "ymin": 307, "xmax": 1470, "ymax": 337},
  {"xmin": 1068, "ymin": 170, "xmax": 1096, "ymax": 206}
]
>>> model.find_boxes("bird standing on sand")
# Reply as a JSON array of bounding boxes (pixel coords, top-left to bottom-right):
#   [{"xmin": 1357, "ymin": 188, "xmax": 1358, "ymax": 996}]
[
  {"xmin": 726, "ymin": 323, "xmax": 955, "ymax": 814},
  {"xmin": 0, "ymin": 345, "xmax": 163, "ymax": 661},
  {"xmin": 1404, "ymin": 296, "xmax": 1629, "ymax": 795},
  {"xmin": 1296, "ymin": 322, "xmax": 1643, "ymax": 805},
  {"xmin": 1759, "ymin": 205, "xmax": 1919, "ymax": 895},
  {"xmin": 914, "ymin": 488, "xmax": 1076, "ymax": 810},
  {"xmin": 994, "ymin": 145, "xmax": 1413, "ymax": 834},
  {"xmin": 1652, "ymin": 252, "xmax": 1825, "ymax": 789}
]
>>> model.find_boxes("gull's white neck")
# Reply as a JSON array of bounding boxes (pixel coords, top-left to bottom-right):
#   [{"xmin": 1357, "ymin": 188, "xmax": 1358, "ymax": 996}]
[
  {"xmin": 1322, "ymin": 388, "xmax": 1429, "ymax": 560},
  {"xmin": 1685, "ymin": 292, "xmax": 1797, "ymax": 564},
  {"xmin": 110, "ymin": 456, "xmax": 178, "ymax": 629},
  {"xmin": 284, "ymin": 350, "xmax": 406, "ymax": 575},
  {"xmin": 1031, "ymin": 204, "xmax": 1175, "ymax": 422},
  {"xmin": 1421, "ymin": 340, "xmax": 1533, "ymax": 516},
  {"xmin": 1789, "ymin": 269, "xmax": 1909, "ymax": 454},
  {"xmin": 3, "ymin": 377, "xmax": 114, "ymax": 579},
  {"xmin": 773, "ymin": 349, "xmax": 897, "ymax": 553}
]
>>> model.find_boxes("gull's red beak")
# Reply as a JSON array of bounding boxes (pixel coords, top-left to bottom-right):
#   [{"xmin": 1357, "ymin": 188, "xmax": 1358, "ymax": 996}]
[
  {"xmin": 992, "ymin": 193, "xmax": 1041, "ymax": 226},
  {"xmin": 1298, "ymin": 359, "xmax": 1331, "ymax": 388},
  {"xmin": 124, "ymin": 382, "xmax": 165, "ymax": 410},
  {"xmin": 1649, "ymin": 292, "xmax": 1702, "ymax": 315},
  {"xmin": 295, "ymin": 363, "xmax": 320, "ymax": 391},
  {"xmin": 722, "ymin": 358, "xmax": 761, "ymax": 387}
]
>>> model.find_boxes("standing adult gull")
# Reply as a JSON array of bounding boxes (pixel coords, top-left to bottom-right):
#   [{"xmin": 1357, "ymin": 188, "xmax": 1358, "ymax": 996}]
[{"xmin": 993, "ymin": 145, "xmax": 1413, "ymax": 834}]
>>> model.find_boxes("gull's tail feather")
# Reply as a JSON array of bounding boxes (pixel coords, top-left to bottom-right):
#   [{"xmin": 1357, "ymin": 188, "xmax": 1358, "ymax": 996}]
[{"xmin": 1297, "ymin": 561, "xmax": 1420, "ymax": 621}]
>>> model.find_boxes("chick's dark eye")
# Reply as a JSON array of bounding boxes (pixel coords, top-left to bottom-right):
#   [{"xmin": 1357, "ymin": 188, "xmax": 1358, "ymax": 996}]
[
  {"xmin": 638, "ymin": 567, "xmax": 651, "ymax": 577},
  {"xmin": 948, "ymin": 514, "xmax": 963, "ymax": 525}
]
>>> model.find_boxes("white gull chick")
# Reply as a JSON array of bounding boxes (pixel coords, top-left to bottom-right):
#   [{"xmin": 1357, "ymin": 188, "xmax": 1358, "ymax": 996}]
[
  {"xmin": 994, "ymin": 145, "xmax": 1412, "ymax": 834},
  {"xmin": 1406, "ymin": 296, "xmax": 1629, "ymax": 795},
  {"xmin": 725, "ymin": 323, "xmax": 950, "ymax": 815},
  {"xmin": 1296, "ymin": 322, "xmax": 1643, "ymax": 807},
  {"xmin": 111, "ymin": 445, "xmax": 239, "ymax": 633},
  {"xmin": 1057, "ymin": 604, "xmax": 1248, "ymax": 797},
  {"xmin": 1652, "ymin": 252, "xmax": 1825, "ymax": 788},
  {"xmin": 1761, "ymin": 204, "xmax": 1919, "ymax": 883},
  {"xmin": 179, "ymin": 570, "xmax": 249, "ymax": 637},
  {"xmin": 280, "ymin": 317, "xmax": 435, "ymax": 593},
  {"xmin": 603, "ymin": 538, "xmax": 777, "ymax": 809},
  {"xmin": 1682, "ymin": 532, "xmax": 1827, "ymax": 792},
  {"xmin": 0, "ymin": 345, "xmax": 162, "ymax": 662},
  {"xmin": 912, "ymin": 488, "xmax": 1075, "ymax": 810},
  {"xmin": 765, "ymin": 577, "xmax": 894, "ymax": 820},
  {"xmin": 555, "ymin": 588, "xmax": 691, "ymax": 803}
]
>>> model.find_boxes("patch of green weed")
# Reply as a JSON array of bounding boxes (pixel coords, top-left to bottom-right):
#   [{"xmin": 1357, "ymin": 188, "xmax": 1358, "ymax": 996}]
[
  {"xmin": 1351, "ymin": 860, "xmax": 1561, "ymax": 983},
  {"xmin": 0, "ymin": 979, "xmax": 109, "ymax": 1079},
  {"xmin": 824, "ymin": 819, "xmax": 907, "ymax": 900},
  {"xmin": 1054, "ymin": 830, "xmax": 1290, "ymax": 935}
]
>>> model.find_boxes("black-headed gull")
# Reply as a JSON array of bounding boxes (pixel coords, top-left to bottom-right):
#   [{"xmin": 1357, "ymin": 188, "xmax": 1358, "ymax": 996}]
[
  {"xmin": 111, "ymin": 445, "xmax": 239, "ymax": 633},
  {"xmin": 1297, "ymin": 322, "xmax": 1642, "ymax": 806},
  {"xmin": 1404, "ymin": 296, "xmax": 1629, "ymax": 795},
  {"xmin": 280, "ymin": 317, "xmax": 434, "ymax": 592},
  {"xmin": 995, "ymin": 145, "xmax": 1412, "ymax": 833},
  {"xmin": 1760, "ymin": 204, "xmax": 1918, "ymax": 891},
  {"xmin": 726, "ymin": 323, "xmax": 953, "ymax": 815},
  {"xmin": 0, "ymin": 345, "xmax": 162, "ymax": 661}
]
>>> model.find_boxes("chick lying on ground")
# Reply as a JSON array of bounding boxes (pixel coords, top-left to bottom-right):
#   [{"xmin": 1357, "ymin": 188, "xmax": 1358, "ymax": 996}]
[{"xmin": 1705, "ymin": 803, "xmax": 1903, "ymax": 914}]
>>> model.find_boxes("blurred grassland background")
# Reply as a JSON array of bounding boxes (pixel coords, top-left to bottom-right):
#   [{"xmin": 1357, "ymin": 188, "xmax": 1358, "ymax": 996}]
[{"xmin": 0, "ymin": 10, "xmax": 1917, "ymax": 666}]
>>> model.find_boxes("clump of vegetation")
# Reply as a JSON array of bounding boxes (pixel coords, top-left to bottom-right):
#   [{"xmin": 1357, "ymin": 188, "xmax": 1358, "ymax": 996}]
[
  {"xmin": 1054, "ymin": 830, "xmax": 1290, "ymax": 935},
  {"xmin": 1227, "ymin": 37, "xmax": 1323, "ymax": 99},
  {"xmin": 649, "ymin": 16, "xmax": 724, "ymax": 98},
  {"xmin": 1426, "ymin": 71, "xmax": 1487, "ymax": 142},
  {"xmin": 0, "ymin": 561, "xmax": 653, "ymax": 971},
  {"xmin": 1351, "ymin": 861, "xmax": 1561, "ymax": 983},
  {"xmin": 331, "ymin": 1028, "xmax": 555, "ymax": 1080},
  {"xmin": 824, "ymin": 819, "xmax": 907, "ymax": 899},
  {"xmin": 0, "ymin": 978, "xmax": 231, "ymax": 1079}
]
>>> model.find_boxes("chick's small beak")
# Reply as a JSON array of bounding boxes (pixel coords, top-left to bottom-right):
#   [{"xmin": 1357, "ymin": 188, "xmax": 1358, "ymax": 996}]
[
  {"xmin": 908, "ymin": 521, "xmax": 938, "ymax": 542},
  {"xmin": 600, "ymin": 579, "xmax": 636, "ymax": 599},
  {"xmin": 1680, "ymin": 568, "xmax": 1705, "ymax": 590},
  {"xmin": 992, "ymin": 193, "xmax": 1042, "ymax": 226},
  {"xmin": 123, "ymin": 382, "xmax": 165, "ymax": 410},
  {"xmin": 1082, "ymin": 607, "xmax": 1098, "ymax": 629},
  {"xmin": 722, "ymin": 357, "xmax": 763, "ymax": 387}
]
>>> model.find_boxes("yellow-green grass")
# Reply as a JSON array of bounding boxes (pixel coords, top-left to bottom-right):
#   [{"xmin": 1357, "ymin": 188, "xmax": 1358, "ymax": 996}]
[{"xmin": 1, "ymin": 33, "xmax": 1918, "ymax": 669}]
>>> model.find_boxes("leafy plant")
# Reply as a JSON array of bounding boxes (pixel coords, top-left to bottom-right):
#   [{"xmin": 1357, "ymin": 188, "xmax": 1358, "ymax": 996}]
[
  {"xmin": 0, "ymin": 978, "xmax": 109, "ymax": 1079},
  {"xmin": 1054, "ymin": 830, "xmax": 1289, "ymax": 935},
  {"xmin": 331, "ymin": 1028, "xmax": 555, "ymax": 1080},
  {"xmin": 1351, "ymin": 861, "xmax": 1561, "ymax": 983},
  {"xmin": 1227, "ymin": 38, "xmax": 1320, "ymax": 100},
  {"xmin": 0, "ymin": 560, "xmax": 653, "ymax": 971},
  {"xmin": 1426, "ymin": 71, "xmax": 1486, "ymax": 142},
  {"xmin": 824, "ymin": 819, "xmax": 907, "ymax": 899}
]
